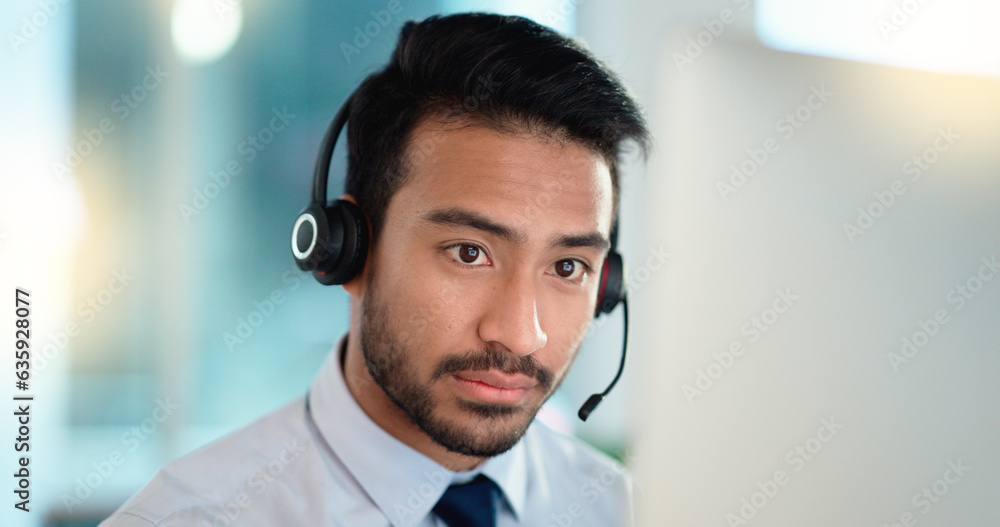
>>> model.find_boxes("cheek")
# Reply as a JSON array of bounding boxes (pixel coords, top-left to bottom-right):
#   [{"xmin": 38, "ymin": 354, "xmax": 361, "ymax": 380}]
[
  {"xmin": 381, "ymin": 257, "xmax": 485, "ymax": 348},
  {"xmin": 540, "ymin": 299, "xmax": 593, "ymax": 367}
]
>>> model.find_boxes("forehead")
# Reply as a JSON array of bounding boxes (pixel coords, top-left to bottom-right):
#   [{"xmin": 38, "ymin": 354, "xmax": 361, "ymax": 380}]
[{"xmin": 392, "ymin": 117, "xmax": 614, "ymax": 236}]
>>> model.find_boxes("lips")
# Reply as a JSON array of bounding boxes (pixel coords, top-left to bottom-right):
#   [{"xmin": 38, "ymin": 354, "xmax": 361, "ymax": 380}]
[
  {"xmin": 455, "ymin": 370, "xmax": 537, "ymax": 389},
  {"xmin": 450, "ymin": 370, "xmax": 537, "ymax": 404}
]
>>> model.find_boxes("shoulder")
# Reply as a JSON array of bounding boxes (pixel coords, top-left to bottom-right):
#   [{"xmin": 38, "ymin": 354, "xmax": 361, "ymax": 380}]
[
  {"xmin": 518, "ymin": 420, "xmax": 635, "ymax": 525},
  {"xmin": 99, "ymin": 397, "xmax": 326, "ymax": 527}
]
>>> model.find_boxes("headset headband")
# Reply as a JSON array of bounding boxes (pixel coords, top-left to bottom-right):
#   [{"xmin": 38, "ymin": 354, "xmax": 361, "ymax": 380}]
[{"xmin": 312, "ymin": 95, "xmax": 353, "ymax": 205}]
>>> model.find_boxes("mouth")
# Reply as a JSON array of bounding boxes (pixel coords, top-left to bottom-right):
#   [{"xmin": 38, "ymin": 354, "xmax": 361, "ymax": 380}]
[{"xmin": 449, "ymin": 370, "xmax": 537, "ymax": 405}]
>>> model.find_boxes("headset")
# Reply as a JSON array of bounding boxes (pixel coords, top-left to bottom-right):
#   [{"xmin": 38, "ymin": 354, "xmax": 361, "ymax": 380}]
[{"xmin": 291, "ymin": 95, "xmax": 628, "ymax": 421}]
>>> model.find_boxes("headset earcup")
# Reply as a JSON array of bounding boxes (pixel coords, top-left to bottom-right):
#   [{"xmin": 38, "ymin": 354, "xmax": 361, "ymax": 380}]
[
  {"xmin": 594, "ymin": 251, "xmax": 625, "ymax": 317},
  {"xmin": 291, "ymin": 203, "xmax": 330, "ymax": 272},
  {"xmin": 314, "ymin": 199, "xmax": 369, "ymax": 286}
]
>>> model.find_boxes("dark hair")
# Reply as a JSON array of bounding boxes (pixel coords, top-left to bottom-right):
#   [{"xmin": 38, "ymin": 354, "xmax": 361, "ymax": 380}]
[{"xmin": 345, "ymin": 12, "xmax": 649, "ymax": 244}]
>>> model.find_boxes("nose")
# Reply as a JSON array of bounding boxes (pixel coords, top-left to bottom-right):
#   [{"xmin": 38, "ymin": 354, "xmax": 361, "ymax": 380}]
[{"xmin": 477, "ymin": 271, "xmax": 547, "ymax": 357}]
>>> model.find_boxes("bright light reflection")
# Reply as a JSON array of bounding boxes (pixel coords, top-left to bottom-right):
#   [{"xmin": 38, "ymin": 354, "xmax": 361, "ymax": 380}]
[
  {"xmin": 171, "ymin": 0, "xmax": 244, "ymax": 65},
  {"xmin": 756, "ymin": 0, "xmax": 1000, "ymax": 77}
]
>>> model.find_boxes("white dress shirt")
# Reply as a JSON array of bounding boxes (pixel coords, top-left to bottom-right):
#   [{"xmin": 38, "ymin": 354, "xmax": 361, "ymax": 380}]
[{"xmin": 100, "ymin": 337, "xmax": 634, "ymax": 526}]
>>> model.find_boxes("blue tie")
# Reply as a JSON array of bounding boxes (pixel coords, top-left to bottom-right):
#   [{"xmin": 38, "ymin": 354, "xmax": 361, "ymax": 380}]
[{"xmin": 432, "ymin": 474, "xmax": 498, "ymax": 527}]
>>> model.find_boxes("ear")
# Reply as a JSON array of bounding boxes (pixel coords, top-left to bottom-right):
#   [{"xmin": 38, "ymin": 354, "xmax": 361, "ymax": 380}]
[{"xmin": 338, "ymin": 193, "xmax": 368, "ymax": 297}]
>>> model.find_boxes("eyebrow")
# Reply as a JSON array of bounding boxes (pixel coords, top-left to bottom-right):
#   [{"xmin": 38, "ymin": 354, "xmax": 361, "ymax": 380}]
[
  {"xmin": 421, "ymin": 207, "xmax": 610, "ymax": 252},
  {"xmin": 553, "ymin": 232, "xmax": 611, "ymax": 252}
]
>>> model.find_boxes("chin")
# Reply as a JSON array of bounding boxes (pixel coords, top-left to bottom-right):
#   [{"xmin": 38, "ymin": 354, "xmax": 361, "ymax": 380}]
[{"xmin": 419, "ymin": 397, "xmax": 542, "ymax": 457}]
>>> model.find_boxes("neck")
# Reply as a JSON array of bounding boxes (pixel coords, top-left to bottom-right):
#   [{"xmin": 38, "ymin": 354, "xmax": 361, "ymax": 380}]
[{"xmin": 341, "ymin": 334, "xmax": 486, "ymax": 472}]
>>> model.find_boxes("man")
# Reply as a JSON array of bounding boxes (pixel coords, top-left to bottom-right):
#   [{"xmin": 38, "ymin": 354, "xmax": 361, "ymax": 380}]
[{"xmin": 101, "ymin": 12, "xmax": 648, "ymax": 527}]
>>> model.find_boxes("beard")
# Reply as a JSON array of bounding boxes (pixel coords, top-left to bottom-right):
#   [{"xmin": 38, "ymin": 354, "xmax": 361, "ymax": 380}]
[{"xmin": 358, "ymin": 267, "xmax": 559, "ymax": 458}]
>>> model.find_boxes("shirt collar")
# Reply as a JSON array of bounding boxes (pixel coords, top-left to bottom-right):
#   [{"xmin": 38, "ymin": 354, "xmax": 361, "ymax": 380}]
[
  {"xmin": 479, "ymin": 433, "xmax": 527, "ymax": 519},
  {"xmin": 308, "ymin": 335, "xmax": 527, "ymax": 525}
]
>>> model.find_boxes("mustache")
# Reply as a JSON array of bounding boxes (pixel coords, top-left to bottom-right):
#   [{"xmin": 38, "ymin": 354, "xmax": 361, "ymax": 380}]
[{"xmin": 432, "ymin": 347, "xmax": 554, "ymax": 391}]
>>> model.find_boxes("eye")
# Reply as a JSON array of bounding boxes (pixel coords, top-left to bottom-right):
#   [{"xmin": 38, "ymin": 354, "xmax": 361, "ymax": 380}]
[
  {"xmin": 444, "ymin": 243, "xmax": 491, "ymax": 267},
  {"xmin": 552, "ymin": 259, "xmax": 588, "ymax": 281}
]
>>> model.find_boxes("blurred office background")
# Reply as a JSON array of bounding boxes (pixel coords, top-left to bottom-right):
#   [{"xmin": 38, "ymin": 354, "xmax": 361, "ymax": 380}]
[{"xmin": 1, "ymin": 0, "xmax": 998, "ymax": 526}]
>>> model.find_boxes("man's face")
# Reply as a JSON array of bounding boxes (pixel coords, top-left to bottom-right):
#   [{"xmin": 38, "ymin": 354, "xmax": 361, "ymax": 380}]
[{"xmin": 358, "ymin": 117, "xmax": 613, "ymax": 457}]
